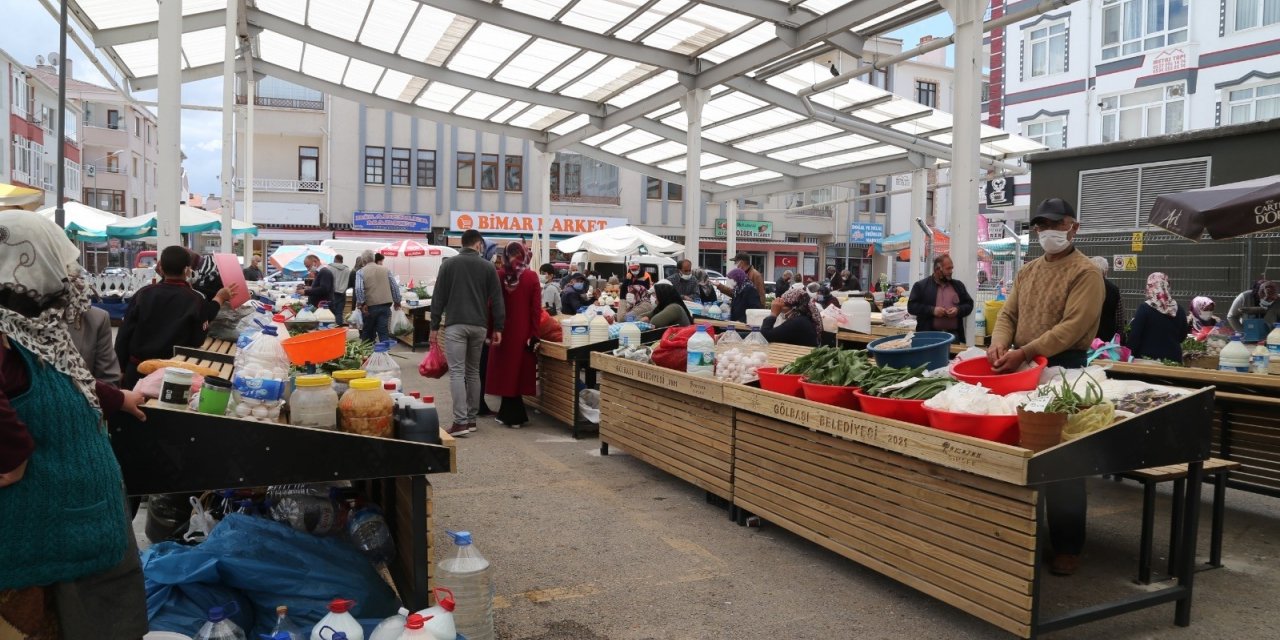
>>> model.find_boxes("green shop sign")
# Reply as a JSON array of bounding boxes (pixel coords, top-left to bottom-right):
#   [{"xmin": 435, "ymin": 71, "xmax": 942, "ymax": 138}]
[{"xmin": 715, "ymin": 219, "xmax": 774, "ymax": 239}]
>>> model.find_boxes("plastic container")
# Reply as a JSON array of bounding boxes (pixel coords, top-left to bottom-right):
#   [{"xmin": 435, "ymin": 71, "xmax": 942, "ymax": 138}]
[
  {"xmin": 267, "ymin": 484, "xmax": 340, "ymax": 535},
  {"xmin": 975, "ymin": 312, "xmax": 987, "ymax": 338},
  {"xmin": 281, "ymin": 327, "xmax": 348, "ymax": 366},
  {"xmin": 400, "ymin": 396, "xmax": 441, "ymax": 444},
  {"xmin": 1268, "ymin": 324, "xmax": 1280, "ymax": 373},
  {"xmin": 311, "ymin": 599, "xmax": 364, "ymax": 640},
  {"xmin": 1252, "ymin": 344, "xmax": 1270, "ymax": 374},
  {"xmin": 271, "ymin": 605, "xmax": 303, "ymax": 640},
  {"xmin": 290, "ymin": 375, "xmax": 339, "ymax": 429},
  {"xmin": 983, "ymin": 300, "xmax": 1005, "ymax": 336},
  {"xmin": 197, "ymin": 376, "xmax": 233, "ymax": 415},
  {"xmin": 745, "ymin": 308, "xmax": 770, "ymax": 328},
  {"xmin": 924, "ymin": 406, "xmax": 1019, "ymax": 444},
  {"xmin": 193, "ymin": 603, "xmax": 247, "ymax": 640},
  {"xmin": 686, "ymin": 325, "xmax": 716, "ymax": 377},
  {"xmin": 800, "ymin": 380, "xmax": 858, "ymax": 410},
  {"xmin": 1219, "ymin": 335, "xmax": 1251, "ymax": 373},
  {"xmin": 368, "ymin": 609, "xmax": 410, "ymax": 640},
  {"xmin": 950, "ymin": 355, "xmax": 1048, "ymax": 394},
  {"xmin": 618, "ymin": 321, "xmax": 642, "ymax": 348},
  {"xmin": 347, "ymin": 504, "xmax": 396, "ymax": 563},
  {"xmin": 340, "ymin": 378, "xmax": 394, "ymax": 437},
  {"xmin": 436, "ymin": 531, "xmax": 494, "ymax": 640},
  {"xmin": 840, "ymin": 297, "xmax": 872, "ymax": 333},
  {"xmin": 589, "ymin": 314, "xmax": 610, "ymax": 343},
  {"xmin": 867, "ymin": 331, "xmax": 955, "ymax": 370},
  {"xmin": 396, "ymin": 614, "xmax": 434, "ymax": 639},
  {"xmin": 232, "ymin": 325, "xmax": 290, "ymax": 403},
  {"xmin": 568, "ymin": 314, "xmax": 589, "ymax": 347},
  {"xmin": 757, "ymin": 367, "xmax": 804, "ymax": 397},
  {"xmin": 332, "ymin": 370, "xmax": 366, "ymax": 397},
  {"xmin": 363, "ymin": 342, "xmax": 401, "ymax": 386},
  {"xmin": 414, "ymin": 587, "xmax": 457, "ymax": 640},
  {"xmin": 159, "ymin": 367, "xmax": 195, "ymax": 409},
  {"xmin": 315, "ymin": 302, "xmax": 337, "ymax": 325},
  {"xmin": 854, "ymin": 390, "xmax": 930, "ymax": 426}
]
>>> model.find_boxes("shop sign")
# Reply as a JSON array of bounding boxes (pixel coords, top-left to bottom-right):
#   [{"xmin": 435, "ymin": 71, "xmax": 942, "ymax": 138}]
[
  {"xmin": 353, "ymin": 211, "xmax": 433, "ymax": 233},
  {"xmin": 1113, "ymin": 254, "xmax": 1139, "ymax": 272},
  {"xmin": 1151, "ymin": 49, "xmax": 1187, "ymax": 75},
  {"xmin": 1131, "ymin": 231, "xmax": 1144, "ymax": 252},
  {"xmin": 775, "ymin": 255, "xmax": 798, "ymax": 268},
  {"xmin": 893, "ymin": 173, "xmax": 913, "ymax": 189},
  {"xmin": 984, "ymin": 176, "xmax": 1016, "ymax": 208},
  {"xmin": 849, "ymin": 223, "xmax": 884, "ymax": 243},
  {"xmin": 449, "ymin": 211, "xmax": 627, "ymax": 234},
  {"xmin": 715, "ymin": 219, "xmax": 774, "ymax": 239}
]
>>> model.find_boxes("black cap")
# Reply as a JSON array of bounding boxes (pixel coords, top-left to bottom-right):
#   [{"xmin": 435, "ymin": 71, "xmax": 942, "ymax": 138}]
[
  {"xmin": 1031, "ymin": 198, "xmax": 1076, "ymax": 225},
  {"xmin": 732, "ymin": 253, "xmax": 750, "ymax": 263}
]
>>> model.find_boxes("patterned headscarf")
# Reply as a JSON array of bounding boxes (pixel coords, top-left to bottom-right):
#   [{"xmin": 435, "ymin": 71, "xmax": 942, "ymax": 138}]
[
  {"xmin": 780, "ymin": 287, "xmax": 822, "ymax": 341},
  {"xmin": 0, "ymin": 212, "xmax": 99, "ymax": 411},
  {"xmin": 626, "ymin": 284, "xmax": 646, "ymax": 303},
  {"xmin": 501, "ymin": 241, "xmax": 528, "ymax": 291},
  {"xmin": 692, "ymin": 267, "xmax": 710, "ymax": 284},
  {"xmin": 1145, "ymin": 272, "xmax": 1178, "ymax": 316},
  {"xmin": 727, "ymin": 268, "xmax": 749, "ymax": 293},
  {"xmin": 1191, "ymin": 296, "xmax": 1214, "ymax": 317}
]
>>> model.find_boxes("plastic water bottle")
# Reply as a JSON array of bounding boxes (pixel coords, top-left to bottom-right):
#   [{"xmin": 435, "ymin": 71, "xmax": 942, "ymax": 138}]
[
  {"xmin": 1268, "ymin": 323, "xmax": 1280, "ymax": 374},
  {"xmin": 413, "ymin": 587, "xmax": 457, "ymax": 640},
  {"xmin": 975, "ymin": 312, "xmax": 987, "ymax": 338},
  {"xmin": 194, "ymin": 603, "xmax": 247, "ymax": 640},
  {"xmin": 1219, "ymin": 334, "xmax": 1251, "ymax": 373},
  {"xmin": 368, "ymin": 608, "xmax": 410, "ymax": 640},
  {"xmin": 310, "ymin": 599, "xmax": 364, "ymax": 640},
  {"xmin": 589, "ymin": 314, "xmax": 609, "ymax": 343},
  {"xmin": 686, "ymin": 325, "xmax": 716, "ymax": 377},
  {"xmin": 270, "ymin": 605, "xmax": 303, "ymax": 640},
  {"xmin": 1252, "ymin": 344, "xmax": 1270, "ymax": 374},
  {"xmin": 347, "ymin": 505, "xmax": 396, "ymax": 563},
  {"xmin": 436, "ymin": 530, "xmax": 495, "ymax": 640},
  {"xmin": 363, "ymin": 342, "xmax": 401, "ymax": 387}
]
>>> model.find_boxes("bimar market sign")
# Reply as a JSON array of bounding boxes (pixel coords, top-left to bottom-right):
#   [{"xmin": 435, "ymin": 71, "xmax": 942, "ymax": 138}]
[{"xmin": 449, "ymin": 211, "xmax": 628, "ymax": 235}]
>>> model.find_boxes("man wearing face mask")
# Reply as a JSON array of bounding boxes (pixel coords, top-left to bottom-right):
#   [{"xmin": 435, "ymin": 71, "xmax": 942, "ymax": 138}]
[
  {"xmin": 672, "ymin": 259, "xmax": 699, "ymax": 300},
  {"xmin": 560, "ymin": 273, "xmax": 596, "ymax": 314},
  {"xmin": 988, "ymin": 197, "xmax": 1104, "ymax": 577},
  {"xmin": 539, "ymin": 263, "xmax": 561, "ymax": 315},
  {"xmin": 1226, "ymin": 279, "xmax": 1278, "ymax": 333},
  {"xmin": 623, "ymin": 262, "xmax": 652, "ymax": 291}
]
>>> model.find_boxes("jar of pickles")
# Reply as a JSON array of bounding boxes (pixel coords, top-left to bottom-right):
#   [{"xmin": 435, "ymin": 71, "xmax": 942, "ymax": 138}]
[
  {"xmin": 331, "ymin": 369, "xmax": 366, "ymax": 397},
  {"xmin": 339, "ymin": 378, "xmax": 393, "ymax": 437},
  {"xmin": 290, "ymin": 374, "xmax": 339, "ymax": 429}
]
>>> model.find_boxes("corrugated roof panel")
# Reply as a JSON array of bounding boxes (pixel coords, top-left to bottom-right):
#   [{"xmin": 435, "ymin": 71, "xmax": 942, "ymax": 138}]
[
  {"xmin": 628, "ymin": 141, "xmax": 686, "ymax": 164},
  {"xmin": 700, "ymin": 162, "xmax": 757, "ymax": 180},
  {"xmin": 396, "ymin": 5, "xmax": 457, "ymax": 62},
  {"xmin": 416, "ymin": 82, "xmax": 470, "ymax": 112},
  {"xmin": 612, "ymin": 0, "xmax": 687, "ymax": 41},
  {"xmin": 561, "ymin": 60, "xmax": 653, "ymax": 100},
  {"xmin": 448, "ymin": 24, "xmax": 532, "ymax": 77},
  {"xmin": 112, "ymin": 40, "xmax": 159, "ymax": 77},
  {"xmin": 453, "ymin": 92, "xmax": 512, "ymax": 120},
  {"xmin": 598, "ymin": 129, "xmax": 664, "ymax": 155},
  {"xmin": 550, "ymin": 114, "xmax": 591, "ymax": 135},
  {"xmin": 561, "ymin": 0, "xmax": 638, "ymax": 34},
  {"xmin": 508, "ymin": 105, "xmax": 570, "ymax": 129},
  {"xmin": 536, "ymin": 51, "xmax": 607, "ymax": 92},
  {"xmin": 308, "ymin": 0, "xmax": 372, "ymax": 42},
  {"xmin": 582, "ymin": 125, "xmax": 632, "ymax": 146},
  {"xmin": 502, "ymin": 0, "xmax": 569, "ymax": 21},
  {"xmin": 359, "ymin": 0, "xmax": 420, "ymax": 53},
  {"xmin": 181, "ymin": 27, "xmax": 227, "ymax": 68},
  {"xmin": 490, "ymin": 101, "xmax": 531, "ymax": 123},
  {"xmin": 374, "ymin": 69, "xmax": 414, "ymax": 101},
  {"xmin": 717, "ymin": 170, "xmax": 782, "ymax": 186},
  {"xmin": 494, "ymin": 39, "xmax": 581, "ymax": 88},
  {"xmin": 343, "ymin": 59, "xmax": 385, "ymax": 93},
  {"xmin": 257, "ymin": 31, "xmax": 306, "ymax": 70},
  {"xmin": 301, "ymin": 44, "xmax": 350, "ymax": 85},
  {"xmin": 700, "ymin": 23, "xmax": 775, "ymax": 64},
  {"xmin": 76, "ymin": 0, "xmax": 155, "ymax": 30},
  {"xmin": 642, "ymin": 15, "xmax": 718, "ymax": 55},
  {"xmin": 608, "ymin": 71, "xmax": 679, "ymax": 108},
  {"xmin": 256, "ymin": 0, "xmax": 307, "ymax": 23}
]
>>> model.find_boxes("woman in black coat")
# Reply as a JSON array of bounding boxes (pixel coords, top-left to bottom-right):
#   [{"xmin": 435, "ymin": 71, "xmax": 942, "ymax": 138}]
[
  {"xmin": 726, "ymin": 268, "xmax": 760, "ymax": 323},
  {"xmin": 761, "ymin": 288, "xmax": 821, "ymax": 347},
  {"xmin": 1129, "ymin": 272, "xmax": 1189, "ymax": 361}
]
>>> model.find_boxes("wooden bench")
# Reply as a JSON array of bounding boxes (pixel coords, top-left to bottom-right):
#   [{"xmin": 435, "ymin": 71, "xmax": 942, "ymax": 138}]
[{"xmin": 1119, "ymin": 458, "xmax": 1241, "ymax": 584}]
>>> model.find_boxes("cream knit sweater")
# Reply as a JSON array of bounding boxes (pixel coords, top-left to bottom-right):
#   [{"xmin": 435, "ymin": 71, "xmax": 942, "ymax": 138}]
[{"xmin": 991, "ymin": 247, "xmax": 1105, "ymax": 358}]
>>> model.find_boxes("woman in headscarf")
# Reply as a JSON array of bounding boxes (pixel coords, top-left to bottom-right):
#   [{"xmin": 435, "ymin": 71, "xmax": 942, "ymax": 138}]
[
  {"xmin": 648, "ymin": 282, "xmax": 692, "ymax": 328},
  {"xmin": 0, "ymin": 212, "xmax": 149, "ymax": 639},
  {"xmin": 726, "ymin": 268, "xmax": 760, "ymax": 323},
  {"xmin": 486, "ymin": 242, "xmax": 541, "ymax": 428},
  {"xmin": 691, "ymin": 267, "xmax": 718, "ymax": 304},
  {"xmin": 815, "ymin": 285, "xmax": 840, "ymax": 309},
  {"xmin": 1128, "ymin": 272, "xmax": 1189, "ymax": 361},
  {"xmin": 618, "ymin": 284, "xmax": 652, "ymax": 320},
  {"xmin": 761, "ymin": 288, "xmax": 822, "ymax": 346},
  {"xmin": 1188, "ymin": 296, "xmax": 1221, "ymax": 334}
]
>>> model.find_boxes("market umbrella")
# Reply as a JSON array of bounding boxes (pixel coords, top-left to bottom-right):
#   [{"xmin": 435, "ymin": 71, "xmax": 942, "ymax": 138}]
[
  {"xmin": 380, "ymin": 239, "xmax": 428, "ymax": 257},
  {"xmin": 1148, "ymin": 175, "xmax": 1280, "ymax": 241},
  {"xmin": 36, "ymin": 202, "xmax": 129, "ymax": 242},
  {"xmin": 270, "ymin": 244, "xmax": 335, "ymax": 273},
  {"xmin": 0, "ymin": 183, "xmax": 42, "ymax": 209},
  {"xmin": 105, "ymin": 204, "xmax": 258, "ymax": 238},
  {"xmin": 556, "ymin": 225, "xmax": 684, "ymax": 257}
]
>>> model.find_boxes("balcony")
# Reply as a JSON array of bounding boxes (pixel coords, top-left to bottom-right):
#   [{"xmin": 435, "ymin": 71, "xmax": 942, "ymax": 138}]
[
  {"xmin": 235, "ymin": 95, "xmax": 324, "ymax": 110},
  {"xmin": 237, "ymin": 178, "xmax": 324, "ymax": 193},
  {"xmin": 87, "ymin": 164, "xmax": 127, "ymax": 177}
]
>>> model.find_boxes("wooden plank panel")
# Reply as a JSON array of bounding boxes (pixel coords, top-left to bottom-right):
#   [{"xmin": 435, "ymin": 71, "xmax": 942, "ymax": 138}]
[
  {"xmin": 607, "ymin": 413, "xmax": 731, "ymax": 475},
  {"xmin": 600, "ymin": 381, "xmax": 733, "ymax": 446},
  {"xmin": 591, "ymin": 353, "xmax": 725, "ymax": 403},
  {"xmin": 599, "ymin": 391, "xmax": 733, "ymax": 456},
  {"xmin": 601, "ymin": 429, "xmax": 731, "ymax": 497}
]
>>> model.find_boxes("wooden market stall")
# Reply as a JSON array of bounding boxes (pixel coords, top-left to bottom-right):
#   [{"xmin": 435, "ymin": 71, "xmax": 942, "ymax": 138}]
[{"xmin": 589, "ymin": 348, "xmax": 1216, "ymax": 639}]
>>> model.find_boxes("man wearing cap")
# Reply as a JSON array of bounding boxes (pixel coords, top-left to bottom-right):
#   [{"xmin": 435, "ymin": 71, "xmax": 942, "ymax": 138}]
[
  {"xmin": 717, "ymin": 253, "xmax": 766, "ymax": 309},
  {"xmin": 988, "ymin": 197, "xmax": 1105, "ymax": 577},
  {"xmin": 623, "ymin": 262, "xmax": 653, "ymax": 291}
]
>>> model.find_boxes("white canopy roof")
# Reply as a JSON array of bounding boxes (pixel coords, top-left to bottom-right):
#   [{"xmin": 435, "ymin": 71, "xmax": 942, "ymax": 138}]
[
  {"xmin": 557, "ymin": 225, "xmax": 685, "ymax": 256},
  {"xmin": 63, "ymin": 0, "xmax": 1044, "ymax": 199}
]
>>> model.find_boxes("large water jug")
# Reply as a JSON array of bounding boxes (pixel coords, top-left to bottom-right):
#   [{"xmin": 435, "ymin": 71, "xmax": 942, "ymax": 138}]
[
  {"xmin": 193, "ymin": 604, "xmax": 247, "ymax": 640},
  {"xmin": 686, "ymin": 325, "xmax": 716, "ymax": 377},
  {"xmin": 841, "ymin": 297, "xmax": 872, "ymax": 333},
  {"xmin": 436, "ymin": 531, "xmax": 495, "ymax": 640},
  {"xmin": 413, "ymin": 587, "xmax": 457, "ymax": 640},
  {"xmin": 368, "ymin": 608, "xmax": 410, "ymax": 640},
  {"xmin": 1268, "ymin": 324, "xmax": 1280, "ymax": 374},
  {"xmin": 618, "ymin": 321, "xmax": 642, "ymax": 348},
  {"xmin": 1220, "ymin": 335, "xmax": 1251, "ymax": 373},
  {"xmin": 310, "ymin": 599, "xmax": 364, "ymax": 640},
  {"xmin": 395, "ymin": 614, "xmax": 435, "ymax": 639},
  {"xmin": 568, "ymin": 314, "xmax": 589, "ymax": 348},
  {"xmin": 589, "ymin": 314, "xmax": 609, "ymax": 343}
]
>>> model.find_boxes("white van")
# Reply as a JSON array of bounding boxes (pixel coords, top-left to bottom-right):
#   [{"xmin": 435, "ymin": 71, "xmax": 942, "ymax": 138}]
[
  {"xmin": 320, "ymin": 239, "xmax": 458, "ymax": 289},
  {"xmin": 569, "ymin": 251, "xmax": 678, "ymax": 283}
]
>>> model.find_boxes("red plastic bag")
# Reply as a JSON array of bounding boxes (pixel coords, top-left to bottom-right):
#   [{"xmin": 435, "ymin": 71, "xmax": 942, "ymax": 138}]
[
  {"xmin": 419, "ymin": 342, "xmax": 448, "ymax": 378},
  {"xmin": 650, "ymin": 325, "xmax": 716, "ymax": 371},
  {"xmin": 537, "ymin": 309, "xmax": 563, "ymax": 342}
]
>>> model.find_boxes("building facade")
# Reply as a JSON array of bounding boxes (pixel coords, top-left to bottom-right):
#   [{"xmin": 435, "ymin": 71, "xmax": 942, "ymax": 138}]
[{"xmin": 2, "ymin": 51, "xmax": 82, "ymax": 208}]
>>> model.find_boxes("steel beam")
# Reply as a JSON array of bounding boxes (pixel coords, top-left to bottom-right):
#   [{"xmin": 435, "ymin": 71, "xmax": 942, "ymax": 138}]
[
  {"xmin": 627, "ymin": 119, "xmax": 815, "ymax": 177},
  {"xmin": 682, "ymin": 89, "xmax": 709, "ymax": 267},
  {"xmin": 92, "ymin": 9, "xmax": 226, "ymax": 47},
  {"xmin": 544, "ymin": 84, "xmax": 686, "ymax": 151},
  {"xmin": 709, "ymin": 155, "xmax": 923, "ymax": 202},
  {"xmin": 130, "ymin": 60, "xmax": 248, "ymax": 91}
]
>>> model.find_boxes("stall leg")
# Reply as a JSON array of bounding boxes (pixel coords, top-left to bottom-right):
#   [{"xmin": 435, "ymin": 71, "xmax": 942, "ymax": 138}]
[
  {"xmin": 1168, "ymin": 478, "xmax": 1186, "ymax": 578},
  {"xmin": 1175, "ymin": 462, "xmax": 1204, "ymax": 627},
  {"xmin": 410, "ymin": 475, "xmax": 429, "ymax": 611},
  {"xmin": 1138, "ymin": 480, "xmax": 1156, "ymax": 584},
  {"xmin": 599, "ymin": 442, "xmax": 609, "ymax": 456},
  {"xmin": 1209, "ymin": 471, "xmax": 1228, "ymax": 568}
]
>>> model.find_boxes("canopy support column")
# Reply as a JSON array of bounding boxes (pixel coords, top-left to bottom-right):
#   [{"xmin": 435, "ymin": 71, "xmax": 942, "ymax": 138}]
[
  {"xmin": 533, "ymin": 148, "xmax": 554, "ymax": 265},
  {"xmin": 219, "ymin": 0, "xmax": 238, "ymax": 253},
  {"xmin": 156, "ymin": 0, "xmax": 183, "ymax": 251},
  {"xmin": 54, "ymin": 0, "xmax": 68, "ymax": 227},
  {"xmin": 726, "ymin": 198, "xmax": 738, "ymax": 265},
  {"xmin": 681, "ymin": 89, "xmax": 708, "ymax": 267},
  {"xmin": 942, "ymin": 0, "xmax": 987, "ymax": 346},
  {"xmin": 242, "ymin": 71, "xmax": 256, "ymax": 263},
  {"xmin": 909, "ymin": 167, "xmax": 930, "ymax": 285}
]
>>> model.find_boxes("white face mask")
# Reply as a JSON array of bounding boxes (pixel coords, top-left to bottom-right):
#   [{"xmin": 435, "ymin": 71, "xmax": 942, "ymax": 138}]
[
  {"xmin": 1198, "ymin": 310, "xmax": 1213, "ymax": 320},
  {"xmin": 626, "ymin": 294, "xmax": 636, "ymax": 304},
  {"xmin": 1037, "ymin": 229, "xmax": 1071, "ymax": 254},
  {"xmin": 1262, "ymin": 298, "xmax": 1274, "ymax": 309}
]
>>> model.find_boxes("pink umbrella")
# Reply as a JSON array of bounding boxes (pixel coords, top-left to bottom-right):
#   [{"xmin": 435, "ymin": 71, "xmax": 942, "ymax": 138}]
[{"xmin": 380, "ymin": 239, "xmax": 428, "ymax": 257}]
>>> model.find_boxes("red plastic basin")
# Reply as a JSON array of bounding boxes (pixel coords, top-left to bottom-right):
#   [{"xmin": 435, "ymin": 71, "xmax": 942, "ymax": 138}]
[
  {"xmin": 950, "ymin": 355, "xmax": 1048, "ymax": 394},
  {"xmin": 800, "ymin": 379, "xmax": 859, "ymax": 410},
  {"xmin": 758, "ymin": 367, "xmax": 804, "ymax": 397},
  {"xmin": 923, "ymin": 406, "xmax": 1020, "ymax": 445},
  {"xmin": 854, "ymin": 390, "xmax": 929, "ymax": 426}
]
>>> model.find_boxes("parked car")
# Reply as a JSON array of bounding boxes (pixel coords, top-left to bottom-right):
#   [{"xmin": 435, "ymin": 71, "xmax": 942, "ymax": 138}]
[{"xmin": 100, "ymin": 267, "xmax": 131, "ymax": 278}]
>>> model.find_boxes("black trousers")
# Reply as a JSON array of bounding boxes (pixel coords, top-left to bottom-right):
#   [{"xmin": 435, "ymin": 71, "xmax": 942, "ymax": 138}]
[
  {"xmin": 497, "ymin": 396, "xmax": 529, "ymax": 426},
  {"xmin": 1045, "ymin": 350, "xmax": 1089, "ymax": 555}
]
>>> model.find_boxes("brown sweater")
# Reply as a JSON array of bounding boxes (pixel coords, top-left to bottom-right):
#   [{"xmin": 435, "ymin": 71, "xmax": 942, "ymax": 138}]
[{"xmin": 991, "ymin": 247, "xmax": 1104, "ymax": 358}]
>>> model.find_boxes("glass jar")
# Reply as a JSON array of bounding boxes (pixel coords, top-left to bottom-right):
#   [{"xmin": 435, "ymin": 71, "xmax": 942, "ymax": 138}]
[
  {"xmin": 290, "ymin": 374, "xmax": 339, "ymax": 430},
  {"xmin": 339, "ymin": 378, "xmax": 393, "ymax": 437},
  {"xmin": 331, "ymin": 369, "xmax": 367, "ymax": 397}
]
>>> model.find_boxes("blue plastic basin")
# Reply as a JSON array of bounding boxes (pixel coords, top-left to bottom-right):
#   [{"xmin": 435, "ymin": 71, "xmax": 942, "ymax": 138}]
[{"xmin": 867, "ymin": 331, "xmax": 955, "ymax": 370}]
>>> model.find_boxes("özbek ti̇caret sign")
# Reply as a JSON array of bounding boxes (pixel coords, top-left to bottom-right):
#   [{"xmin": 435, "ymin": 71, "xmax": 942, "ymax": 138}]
[{"xmin": 449, "ymin": 211, "xmax": 628, "ymax": 234}]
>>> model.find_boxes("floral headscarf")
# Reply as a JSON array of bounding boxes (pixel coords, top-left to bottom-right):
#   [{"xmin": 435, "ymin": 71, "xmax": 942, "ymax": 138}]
[
  {"xmin": 727, "ymin": 268, "xmax": 749, "ymax": 294},
  {"xmin": 780, "ymin": 287, "xmax": 822, "ymax": 341},
  {"xmin": 1144, "ymin": 272, "xmax": 1177, "ymax": 316},
  {"xmin": 692, "ymin": 267, "xmax": 710, "ymax": 284},
  {"xmin": 501, "ymin": 241, "xmax": 528, "ymax": 291}
]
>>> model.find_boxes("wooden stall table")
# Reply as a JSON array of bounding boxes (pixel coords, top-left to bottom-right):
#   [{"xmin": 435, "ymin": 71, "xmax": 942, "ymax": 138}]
[
  {"xmin": 170, "ymin": 337, "xmax": 239, "ymax": 379},
  {"xmin": 395, "ymin": 302, "xmax": 432, "ymax": 351},
  {"xmin": 836, "ymin": 328, "xmax": 980, "ymax": 354}
]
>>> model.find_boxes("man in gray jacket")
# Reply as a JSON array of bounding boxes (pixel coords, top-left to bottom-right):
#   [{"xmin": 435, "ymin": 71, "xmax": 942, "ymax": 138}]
[
  {"xmin": 328, "ymin": 254, "xmax": 352, "ymax": 325},
  {"xmin": 431, "ymin": 229, "xmax": 505, "ymax": 436}
]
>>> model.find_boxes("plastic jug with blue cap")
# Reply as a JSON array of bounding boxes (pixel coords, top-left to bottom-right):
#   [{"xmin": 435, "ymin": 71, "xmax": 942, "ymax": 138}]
[
  {"xmin": 194, "ymin": 602, "xmax": 247, "ymax": 640},
  {"xmin": 310, "ymin": 599, "xmax": 364, "ymax": 640},
  {"xmin": 436, "ymin": 531, "xmax": 494, "ymax": 640}
]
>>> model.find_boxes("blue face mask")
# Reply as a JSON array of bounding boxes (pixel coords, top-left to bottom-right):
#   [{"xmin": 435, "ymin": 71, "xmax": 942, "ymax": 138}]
[{"xmin": 575, "ymin": 282, "xmax": 586, "ymax": 291}]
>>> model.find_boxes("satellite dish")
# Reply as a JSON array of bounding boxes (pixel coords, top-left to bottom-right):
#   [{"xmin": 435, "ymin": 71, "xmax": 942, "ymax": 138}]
[
  {"xmin": 35, "ymin": 55, "xmax": 45, "ymax": 66},
  {"xmin": 48, "ymin": 52, "xmax": 59, "ymax": 66}
]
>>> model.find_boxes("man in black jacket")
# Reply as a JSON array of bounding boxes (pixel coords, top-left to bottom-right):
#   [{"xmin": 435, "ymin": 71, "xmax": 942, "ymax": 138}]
[
  {"xmin": 300, "ymin": 254, "xmax": 335, "ymax": 309},
  {"xmin": 907, "ymin": 254, "xmax": 975, "ymax": 344}
]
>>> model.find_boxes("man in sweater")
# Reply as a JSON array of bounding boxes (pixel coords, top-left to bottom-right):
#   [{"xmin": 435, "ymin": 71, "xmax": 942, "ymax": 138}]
[
  {"xmin": 988, "ymin": 197, "xmax": 1104, "ymax": 578},
  {"xmin": 431, "ymin": 229, "xmax": 506, "ymax": 436},
  {"xmin": 356, "ymin": 253, "xmax": 401, "ymax": 343},
  {"xmin": 328, "ymin": 255, "xmax": 352, "ymax": 325}
]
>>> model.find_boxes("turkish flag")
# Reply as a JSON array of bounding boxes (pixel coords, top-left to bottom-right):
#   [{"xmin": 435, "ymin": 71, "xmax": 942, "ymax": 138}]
[{"xmin": 775, "ymin": 255, "xmax": 798, "ymax": 268}]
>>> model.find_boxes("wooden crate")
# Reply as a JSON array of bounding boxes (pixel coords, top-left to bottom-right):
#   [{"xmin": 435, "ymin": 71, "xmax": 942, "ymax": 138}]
[
  {"xmin": 732, "ymin": 412, "xmax": 1038, "ymax": 638},
  {"xmin": 599, "ymin": 375, "xmax": 734, "ymax": 500},
  {"xmin": 766, "ymin": 343, "xmax": 813, "ymax": 368},
  {"xmin": 537, "ymin": 355, "xmax": 577, "ymax": 426}
]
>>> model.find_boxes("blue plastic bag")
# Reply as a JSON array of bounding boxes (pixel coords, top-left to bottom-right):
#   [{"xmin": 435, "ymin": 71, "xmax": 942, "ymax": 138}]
[{"xmin": 142, "ymin": 514, "xmax": 399, "ymax": 637}]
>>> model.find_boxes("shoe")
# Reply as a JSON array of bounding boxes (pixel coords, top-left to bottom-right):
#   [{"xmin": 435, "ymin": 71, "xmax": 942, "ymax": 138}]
[
  {"xmin": 465, "ymin": 422, "xmax": 478, "ymax": 434},
  {"xmin": 445, "ymin": 423, "xmax": 471, "ymax": 438},
  {"xmin": 1049, "ymin": 553, "xmax": 1080, "ymax": 576}
]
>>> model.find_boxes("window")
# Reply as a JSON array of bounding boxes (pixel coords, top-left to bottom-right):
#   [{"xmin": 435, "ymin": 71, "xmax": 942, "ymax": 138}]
[
  {"xmin": 134, "ymin": 115, "xmax": 142, "ymax": 137},
  {"xmin": 915, "ymin": 81, "xmax": 939, "ymax": 108},
  {"xmin": 364, "ymin": 146, "xmax": 385, "ymax": 184},
  {"xmin": 1023, "ymin": 117, "xmax": 1066, "ymax": 149},
  {"xmin": 480, "ymin": 153, "xmax": 499, "ymax": 190},
  {"xmin": 667, "ymin": 182, "xmax": 683, "ymax": 202},
  {"xmin": 64, "ymin": 160, "xmax": 80, "ymax": 195},
  {"xmin": 548, "ymin": 153, "xmax": 621, "ymax": 205},
  {"xmin": 416, "ymin": 150, "xmax": 436, "ymax": 187},
  {"xmin": 1100, "ymin": 84, "xmax": 1185, "ymax": 142},
  {"xmin": 132, "ymin": 197, "xmax": 138, "ymax": 215},
  {"xmin": 1101, "ymin": 0, "xmax": 1188, "ymax": 60},
  {"xmin": 390, "ymin": 148, "xmax": 411, "ymax": 186},
  {"xmin": 1027, "ymin": 21, "xmax": 1067, "ymax": 77},
  {"xmin": 457, "ymin": 152, "xmax": 476, "ymax": 189},
  {"xmin": 84, "ymin": 188, "xmax": 126, "ymax": 213},
  {"xmin": 1225, "ymin": 82, "xmax": 1280, "ymax": 124},
  {"xmin": 10, "ymin": 137, "xmax": 37, "ymax": 183},
  {"xmin": 646, "ymin": 176, "xmax": 662, "ymax": 199},
  {"xmin": 859, "ymin": 60, "xmax": 891, "ymax": 91},
  {"xmin": 107, "ymin": 109, "xmax": 120, "ymax": 130},
  {"xmin": 146, "ymin": 124, "xmax": 152, "ymax": 144},
  {"xmin": 106, "ymin": 154, "xmax": 119, "ymax": 174},
  {"xmin": 298, "ymin": 146, "xmax": 319, "ymax": 183},
  {"xmin": 133, "ymin": 156, "xmax": 139, "ymax": 177},
  {"xmin": 505, "ymin": 155, "xmax": 523, "ymax": 191},
  {"xmin": 856, "ymin": 180, "xmax": 888, "ymax": 215},
  {"xmin": 1233, "ymin": 0, "xmax": 1280, "ymax": 30}
]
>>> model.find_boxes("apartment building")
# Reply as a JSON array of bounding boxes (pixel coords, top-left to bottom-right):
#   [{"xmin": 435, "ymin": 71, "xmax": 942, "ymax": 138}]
[
  {"xmin": 990, "ymin": 0, "xmax": 1280, "ymax": 227},
  {"xmin": 2, "ymin": 51, "xmax": 82, "ymax": 208}
]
